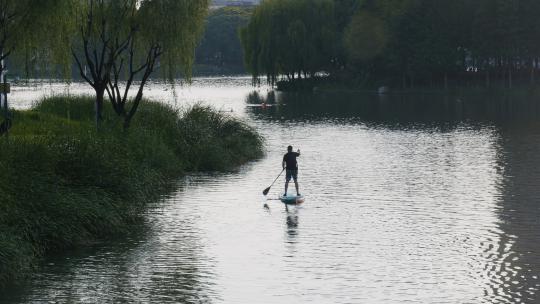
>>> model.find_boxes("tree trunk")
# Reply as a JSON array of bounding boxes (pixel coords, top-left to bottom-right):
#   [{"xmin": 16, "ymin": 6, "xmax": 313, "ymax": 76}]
[
  {"xmin": 123, "ymin": 111, "xmax": 133, "ymax": 130},
  {"xmin": 508, "ymin": 69, "xmax": 512, "ymax": 89},
  {"xmin": 124, "ymin": 76, "xmax": 150, "ymax": 130},
  {"xmin": 123, "ymin": 89, "xmax": 143, "ymax": 130},
  {"xmin": 94, "ymin": 85, "xmax": 105, "ymax": 128},
  {"xmin": 486, "ymin": 70, "xmax": 490, "ymax": 88}
]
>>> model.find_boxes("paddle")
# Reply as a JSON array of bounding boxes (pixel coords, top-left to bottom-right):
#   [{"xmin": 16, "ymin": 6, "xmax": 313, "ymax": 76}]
[{"xmin": 262, "ymin": 168, "xmax": 285, "ymax": 196}]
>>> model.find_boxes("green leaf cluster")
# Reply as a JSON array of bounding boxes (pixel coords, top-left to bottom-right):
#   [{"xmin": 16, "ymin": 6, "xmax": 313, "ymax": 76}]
[
  {"xmin": 196, "ymin": 6, "xmax": 253, "ymax": 68},
  {"xmin": 136, "ymin": 0, "xmax": 209, "ymax": 81},
  {"xmin": 2, "ymin": 0, "xmax": 209, "ymax": 82},
  {"xmin": 241, "ymin": 0, "xmax": 540, "ymax": 88},
  {"xmin": 1, "ymin": 0, "xmax": 77, "ymax": 78},
  {"xmin": 344, "ymin": 0, "xmax": 540, "ymax": 87},
  {"xmin": 240, "ymin": 0, "xmax": 337, "ymax": 85}
]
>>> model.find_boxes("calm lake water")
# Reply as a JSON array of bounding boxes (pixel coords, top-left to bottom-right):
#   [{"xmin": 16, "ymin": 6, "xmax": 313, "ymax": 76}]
[{"xmin": 3, "ymin": 78, "xmax": 540, "ymax": 303}]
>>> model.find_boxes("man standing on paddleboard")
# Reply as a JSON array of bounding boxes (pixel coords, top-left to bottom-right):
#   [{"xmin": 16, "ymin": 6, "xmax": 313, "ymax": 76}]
[{"xmin": 283, "ymin": 145, "xmax": 301, "ymax": 196}]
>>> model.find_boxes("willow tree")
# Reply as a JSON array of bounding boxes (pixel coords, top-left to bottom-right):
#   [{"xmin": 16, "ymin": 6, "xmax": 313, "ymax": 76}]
[
  {"xmin": 0, "ymin": 0, "xmax": 29, "ymax": 78},
  {"xmin": 0, "ymin": 1, "xmax": 74, "ymax": 76},
  {"xmin": 344, "ymin": 12, "xmax": 389, "ymax": 64},
  {"xmin": 110, "ymin": 0, "xmax": 209, "ymax": 129},
  {"xmin": 196, "ymin": 6, "xmax": 253, "ymax": 69},
  {"xmin": 72, "ymin": 0, "xmax": 209, "ymax": 128},
  {"xmin": 240, "ymin": 0, "xmax": 337, "ymax": 86},
  {"xmin": 0, "ymin": 0, "xmax": 74, "ymax": 134},
  {"xmin": 71, "ymin": 0, "xmax": 138, "ymax": 126}
]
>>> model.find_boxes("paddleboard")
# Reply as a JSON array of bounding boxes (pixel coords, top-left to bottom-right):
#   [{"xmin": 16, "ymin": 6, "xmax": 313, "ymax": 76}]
[{"xmin": 279, "ymin": 194, "xmax": 305, "ymax": 205}]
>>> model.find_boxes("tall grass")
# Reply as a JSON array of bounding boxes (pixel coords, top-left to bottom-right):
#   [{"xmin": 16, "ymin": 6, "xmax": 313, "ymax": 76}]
[{"xmin": 0, "ymin": 96, "xmax": 263, "ymax": 287}]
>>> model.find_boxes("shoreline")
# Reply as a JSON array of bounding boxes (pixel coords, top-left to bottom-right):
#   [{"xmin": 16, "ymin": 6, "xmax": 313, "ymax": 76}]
[
  {"xmin": 276, "ymin": 79, "xmax": 540, "ymax": 96},
  {"xmin": 0, "ymin": 96, "xmax": 264, "ymax": 288}
]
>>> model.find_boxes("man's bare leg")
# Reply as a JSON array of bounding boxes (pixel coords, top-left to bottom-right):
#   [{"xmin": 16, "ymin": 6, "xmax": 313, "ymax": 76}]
[
  {"xmin": 285, "ymin": 180, "xmax": 289, "ymax": 195},
  {"xmin": 294, "ymin": 180, "xmax": 299, "ymax": 196}
]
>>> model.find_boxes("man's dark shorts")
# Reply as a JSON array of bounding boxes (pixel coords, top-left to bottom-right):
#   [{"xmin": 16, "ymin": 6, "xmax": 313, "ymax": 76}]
[{"xmin": 286, "ymin": 169, "xmax": 298, "ymax": 181}]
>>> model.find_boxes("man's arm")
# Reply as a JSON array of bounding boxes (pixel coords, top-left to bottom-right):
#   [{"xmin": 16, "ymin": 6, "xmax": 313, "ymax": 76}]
[
  {"xmin": 283, "ymin": 155, "xmax": 286, "ymax": 170},
  {"xmin": 296, "ymin": 149, "xmax": 301, "ymax": 156}
]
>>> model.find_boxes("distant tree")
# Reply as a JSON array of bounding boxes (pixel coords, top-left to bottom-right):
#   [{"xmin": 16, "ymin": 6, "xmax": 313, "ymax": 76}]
[
  {"xmin": 344, "ymin": 0, "xmax": 474, "ymax": 88},
  {"xmin": 196, "ymin": 6, "xmax": 252, "ymax": 69},
  {"xmin": 332, "ymin": 0, "xmax": 362, "ymax": 70},
  {"xmin": 390, "ymin": 0, "xmax": 470, "ymax": 87},
  {"xmin": 240, "ymin": 0, "xmax": 337, "ymax": 85},
  {"xmin": 518, "ymin": 0, "xmax": 540, "ymax": 84},
  {"xmin": 470, "ymin": 0, "xmax": 526, "ymax": 88},
  {"xmin": 344, "ymin": 11, "xmax": 388, "ymax": 64},
  {"xmin": 342, "ymin": 0, "xmax": 419, "ymax": 86}
]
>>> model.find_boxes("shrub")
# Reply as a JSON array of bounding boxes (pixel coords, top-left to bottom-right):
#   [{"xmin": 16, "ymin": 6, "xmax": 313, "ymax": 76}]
[{"xmin": 0, "ymin": 96, "xmax": 263, "ymax": 287}]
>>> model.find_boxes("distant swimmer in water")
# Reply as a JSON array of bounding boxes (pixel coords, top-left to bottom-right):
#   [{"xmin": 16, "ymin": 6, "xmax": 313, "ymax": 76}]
[{"xmin": 283, "ymin": 145, "xmax": 301, "ymax": 196}]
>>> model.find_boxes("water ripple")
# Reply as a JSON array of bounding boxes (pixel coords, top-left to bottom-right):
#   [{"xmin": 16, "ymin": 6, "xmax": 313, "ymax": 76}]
[{"xmin": 4, "ymin": 80, "xmax": 540, "ymax": 304}]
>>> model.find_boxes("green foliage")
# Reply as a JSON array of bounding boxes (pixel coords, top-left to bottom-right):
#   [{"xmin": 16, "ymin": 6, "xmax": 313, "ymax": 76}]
[
  {"xmin": 240, "ymin": 0, "xmax": 337, "ymax": 85},
  {"xmin": 344, "ymin": 11, "xmax": 388, "ymax": 63},
  {"xmin": 69, "ymin": 0, "xmax": 210, "ymax": 126},
  {"xmin": 1, "ymin": 0, "xmax": 76, "ymax": 78},
  {"xmin": 343, "ymin": 0, "xmax": 540, "ymax": 88},
  {"xmin": 196, "ymin": 6, "xmax": 253, "ymax": 69},
  {"xmin": 177, "ymin": 105, "xmax": 263, "ymax": 170},
  {"xmin": 4, "ymin": 0, "xmax": 210, "ymax": 83},
  {"xmin": 241, "ymin": 0, "xmax": 540, "ymax": 89},
  {"xmin": 0, "ymin": 96, "xmax": 263, "ymax": 287},
  {"xmin": 136, "ymin": 0, "xmax": 210, "ymax": 80}
]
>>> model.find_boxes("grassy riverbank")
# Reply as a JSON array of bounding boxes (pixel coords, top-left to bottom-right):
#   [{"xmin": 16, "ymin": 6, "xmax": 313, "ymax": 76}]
[{"xmin": 0, "ymin": 96, "xmax": 263, "ymax": 287}]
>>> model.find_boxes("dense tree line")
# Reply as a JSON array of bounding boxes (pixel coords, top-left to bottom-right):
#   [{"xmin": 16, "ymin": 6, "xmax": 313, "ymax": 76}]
[
  {"xmin": 241, "ymin": 0, "xmax": 540, "ymax": 89},
  {"xmin": 195, "ymin": 6, "xmax": 252, "ymax": 73},
  {"xmin": 240, "ymin": 0, "xmax": 339, "ymax": 85}
]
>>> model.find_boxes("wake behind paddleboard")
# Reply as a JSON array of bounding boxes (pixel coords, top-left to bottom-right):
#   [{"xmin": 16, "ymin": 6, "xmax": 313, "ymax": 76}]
[{"xmin": 279, "ymin": 194, "xmax": 305, "ymax": 205}]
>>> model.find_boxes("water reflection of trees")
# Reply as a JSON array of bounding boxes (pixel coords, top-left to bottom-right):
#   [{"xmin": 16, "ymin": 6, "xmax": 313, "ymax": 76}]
[
  {"xmin": 2, "ymin": 188, "xmax": 215, "ymax": 303},
  {"xmin": 248, "ymin": 89, "xmax": 540, "ymax": 303},
  {"xmin": 246, "ymin": 90, "xmax": 540, "ymax": 129},
  {"xmin": 246, "ymin": 90, "xmax": 276, "ymax": 105},
  {"xmin": 492, "ymin": 122, "xmax": 540, "ymax": 303}
]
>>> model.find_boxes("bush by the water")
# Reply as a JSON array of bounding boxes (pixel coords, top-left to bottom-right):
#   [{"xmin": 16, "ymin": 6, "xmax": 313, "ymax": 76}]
[{"xmin": 0, "ymin": 96, "xmax": 263, "ymax": 287}]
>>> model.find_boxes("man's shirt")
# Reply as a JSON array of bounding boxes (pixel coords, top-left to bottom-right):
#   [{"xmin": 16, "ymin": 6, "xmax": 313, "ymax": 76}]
[{"xmin": 283, "ymin": 152, "xmax": 300, "ymax": 170}]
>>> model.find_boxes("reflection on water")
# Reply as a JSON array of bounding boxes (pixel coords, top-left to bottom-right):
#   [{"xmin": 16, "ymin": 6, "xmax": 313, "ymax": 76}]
[
  {"xmin": 492, "ymin": 122, "xmax": 540, "ymax": 303},
  {"xmin": 247, "ymin": 90, "xmax": 540, "ymax": 129},
  {"xmin": 3, "ymin": 79, "xmax": 540, "ymax": 303},
  {"xmin": 285, "ymin": 207, "xmax": 299, "ymax": 238},
  {"xmin": 3, "ymin": 183, "xmax": 219, "ymax": 303}
]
